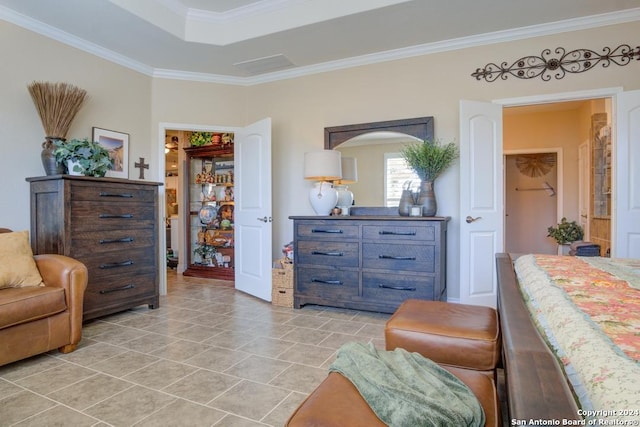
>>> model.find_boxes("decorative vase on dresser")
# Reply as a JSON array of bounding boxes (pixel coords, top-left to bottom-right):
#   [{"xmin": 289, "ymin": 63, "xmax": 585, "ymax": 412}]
[
  {"xmin": 289, "ymin": 215, "xmax": 449, "ymax": 313},
  {"xmin": 27, "ymin": 175, "xmax": 162, "ymax": 321}
]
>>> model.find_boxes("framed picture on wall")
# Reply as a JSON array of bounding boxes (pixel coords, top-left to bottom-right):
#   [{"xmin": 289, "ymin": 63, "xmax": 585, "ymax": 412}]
[{"xmin": 92, "ymin": 127, "xmax": 129, "ymax": 179}]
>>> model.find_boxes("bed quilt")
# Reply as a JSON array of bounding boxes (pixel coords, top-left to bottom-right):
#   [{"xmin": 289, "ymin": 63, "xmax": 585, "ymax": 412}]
[{"xmin": 514, "ymin": 254, "xmax": 640, "ymax": 416}]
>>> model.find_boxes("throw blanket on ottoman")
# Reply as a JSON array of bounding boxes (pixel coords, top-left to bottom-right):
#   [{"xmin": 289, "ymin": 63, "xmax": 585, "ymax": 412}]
[{"xmin": 329, "ymin": 342, "xmax": 485, "ymax": 427}]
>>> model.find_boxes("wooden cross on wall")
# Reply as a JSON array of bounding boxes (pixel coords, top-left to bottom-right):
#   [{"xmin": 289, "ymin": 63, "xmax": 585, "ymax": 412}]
[{"xmin": 135, "ymin": 157, "xmax": 149, "ymax": 179}]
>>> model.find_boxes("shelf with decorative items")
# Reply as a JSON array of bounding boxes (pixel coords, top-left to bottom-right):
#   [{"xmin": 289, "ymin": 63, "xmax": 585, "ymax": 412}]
[{"xmin": 183, "ymin": 135, "xmax": 235, "ymax": 280}]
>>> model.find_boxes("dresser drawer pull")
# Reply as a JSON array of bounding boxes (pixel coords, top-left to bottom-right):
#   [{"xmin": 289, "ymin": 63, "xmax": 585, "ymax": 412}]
[
  {"xmin": 100, "ymin": 192, "xmax": 133, "ymax": 198},
  {"xmin": 311, "ymin": 278, "xmax": 343, "ymax": 285},
  {"xmin": 378, "ymin": 255, "xmax": 416, "ymax": 260},
  {"xmin": 379, "ymin": 230, "xmax": 416, "ymax": 236},
  {"xmin": 99, "ymin": 213, "xmax": 134, "ymax": 219},
  {"xmin": 99, "ymin": 284, "xmax": 135, "ymax": 294},
  {"xmin": 378, "ymin": 284, "xmax": 416, "ymax": 291},
  {"xmin": 311, "ymin": 229, "xmax": 343, "ymax": 234},
  {"xmin": 312, "ymin": 251, "xmax": 344, "ymax": 257},
  {"xmin": 99, "ymin": 260, "xmax": 134, "ymax": 269},
  {"xmin": 99, "ymin": 237, "xmax": 134, "ymax": 244}
]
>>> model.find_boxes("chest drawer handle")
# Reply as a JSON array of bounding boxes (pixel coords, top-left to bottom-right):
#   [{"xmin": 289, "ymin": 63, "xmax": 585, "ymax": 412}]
[
  {"xmin": 99, "ymin": 284, "xmax": 135, "ymax": 294},
  {"xmin": 311, "ymin": 278, "xmax": 343, "ymax": 285},
  {"xmin": 100, "ymin": 192, "xmax": 133, "ymax": 198},
  {"xmin": 312, "ymin": 251, "xmax": 344, "ymax": 257},
  {"xmin": 379, "ymin": 230, "xmax": 416, "ymax": 236},
  {"xmin": 99, "ymin": 214, "xmax": 134, "ymax": 219},
  {"xmin": 378, "ymin": 255, "xmax": 416, "ymax": 260},
  {"xmin": 311, "ymin": 229, "xmax": 343, "ymax": 234},
  {"xmin": 100, "ymin": 237, "xmax": 134, "ymax": 244},
  {"xmin": 99, "ymin": 260, "xmax": 134, "ymax": 269},
  {"xmin": 378, "ymin": 284, "xmax": 416, "ymax": 291}
]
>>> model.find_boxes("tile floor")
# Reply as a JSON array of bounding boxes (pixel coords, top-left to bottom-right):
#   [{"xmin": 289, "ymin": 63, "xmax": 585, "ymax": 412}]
[{"xmin": 0, "ymin": 270, "xmax": 390, "ymax": 426}]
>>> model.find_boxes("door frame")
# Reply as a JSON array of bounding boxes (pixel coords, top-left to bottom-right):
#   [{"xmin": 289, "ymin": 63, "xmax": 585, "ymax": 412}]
[
  {"xmin": 495, "ymin": 86, "xmax": 622, "ymax": 246},
  {"xmin": 157, "ymin": 122, "xmax": 240, "ymax": 295}
]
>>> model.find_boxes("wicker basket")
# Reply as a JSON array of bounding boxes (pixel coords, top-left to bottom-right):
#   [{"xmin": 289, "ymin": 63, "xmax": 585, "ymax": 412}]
[{"xmin": 272, "ymin": 266, "xmax": 294, "ymax": 307}]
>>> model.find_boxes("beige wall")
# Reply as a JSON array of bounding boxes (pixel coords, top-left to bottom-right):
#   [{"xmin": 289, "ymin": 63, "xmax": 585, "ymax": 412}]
[
  {"xmin": 2, "ymin": 17, "xmax": 639, "ymax": 300},
  {"xmin": 0, "ymin": 21, "xmax": 152, "ymax": 232}
]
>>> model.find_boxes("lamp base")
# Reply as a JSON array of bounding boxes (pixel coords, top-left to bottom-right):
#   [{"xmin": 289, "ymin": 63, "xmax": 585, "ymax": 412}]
[
  {"xmin": 309, "ymin": 182, "xmax": 338, "ymax": 215},
  {"xmin": 335, "ymin": 184, "xmax": 353, "ymax": 208}
]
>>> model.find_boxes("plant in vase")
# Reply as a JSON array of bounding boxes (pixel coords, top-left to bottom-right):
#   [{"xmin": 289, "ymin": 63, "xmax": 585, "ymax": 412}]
[
  {"xmin": 401, "ymin": 139, "xmax": 458, "ymax": 216},
  {"xmin": 547, "ymin": 217, "xmax": 584, "ymax": 254},
  {"xmin": 27, "ymin": 81, "xmax": 88, "ymax": 175},
  {"xmin": 53, "ymin": 138, "xmax": 113, "ymax": 177}
]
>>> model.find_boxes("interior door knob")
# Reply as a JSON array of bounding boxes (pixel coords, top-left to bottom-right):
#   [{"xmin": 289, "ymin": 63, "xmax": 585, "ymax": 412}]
[
  {"xmin": 257, "ymin": 216, "xmax": 273, "ymax": 223},
  {"xmin": 466, "ymin": 215, "xmax": 482, "ymax": 223}
]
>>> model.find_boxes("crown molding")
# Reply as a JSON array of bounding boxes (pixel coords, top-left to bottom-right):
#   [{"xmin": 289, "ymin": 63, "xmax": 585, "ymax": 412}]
[
  {"xmin": 2, "ymin": 5, "xmax": 639, "ymax": 85},
  {"xmin": 0, "ymin": 5, "xmax": 154, "ymax": 76}
]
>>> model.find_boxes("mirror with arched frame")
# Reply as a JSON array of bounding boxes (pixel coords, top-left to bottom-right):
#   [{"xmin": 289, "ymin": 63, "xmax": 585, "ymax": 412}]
[{"xmin": 324, "ymin": 117, "xmax": 434, "ymax": 208}]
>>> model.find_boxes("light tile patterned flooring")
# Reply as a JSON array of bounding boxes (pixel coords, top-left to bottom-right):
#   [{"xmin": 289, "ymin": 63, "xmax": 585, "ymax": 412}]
[{"xmin": 0, "ymin": 270, "xmax": 390, "ymax": 426}]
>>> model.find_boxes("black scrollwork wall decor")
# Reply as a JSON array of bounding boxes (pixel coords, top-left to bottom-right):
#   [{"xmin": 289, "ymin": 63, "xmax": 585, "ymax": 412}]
[{"xmin": 471, "ymin": 44, "xmax": 639, "ymax": 82}]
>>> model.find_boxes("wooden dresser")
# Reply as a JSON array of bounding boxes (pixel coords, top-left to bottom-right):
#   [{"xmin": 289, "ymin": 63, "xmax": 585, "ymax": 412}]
[
  {"xmin": 27, "ymin": 175, "xmax": 162, "ymax": 321},
  {"xmin": 289, "ymin": 216, "xmax": 449, "ymax": 313}
]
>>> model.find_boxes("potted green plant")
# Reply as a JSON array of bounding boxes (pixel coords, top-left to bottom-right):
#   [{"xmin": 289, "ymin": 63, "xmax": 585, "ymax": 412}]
[
  {"xmin": 53, "ymin": 138, "xmax": 113, "ymax": 177},
  {"xmin": 547, "ymin": 217, "xmax": 584, "ymax": 245},
  {"xmin": 189, "ymin": 132, "xmax": 213, "ymax": 147},
  {"xmin": 401, "ymin": 139, "xmax": 459, "ymax": 216}
]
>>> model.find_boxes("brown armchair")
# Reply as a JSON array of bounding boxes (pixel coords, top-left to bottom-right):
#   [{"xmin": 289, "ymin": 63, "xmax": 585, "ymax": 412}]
[{"xmin": 0, "ymin": 229, "xmax": 88, "ymax": 366}]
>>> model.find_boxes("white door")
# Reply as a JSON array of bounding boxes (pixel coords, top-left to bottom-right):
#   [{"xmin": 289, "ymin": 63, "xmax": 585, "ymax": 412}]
[
  {"xmin": 459, "ymin": 100, "xmax": 503, "ymax": 308},
  {"xmin": 578, "ymin": 142, "xmax": 590, "ymax": 239},
  {"xmin": 234, "ymin": 118, "xmax": 273, "ymax": 300},
  {"xmin": 614, "ymin": 90, "xmax": 640, "ymax": 258}
]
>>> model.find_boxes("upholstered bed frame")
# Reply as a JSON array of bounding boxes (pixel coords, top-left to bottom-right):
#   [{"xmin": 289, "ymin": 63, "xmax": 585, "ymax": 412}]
[{"xmin": 495, "ymin": 253, "xmax": 581, "ymax": 422}]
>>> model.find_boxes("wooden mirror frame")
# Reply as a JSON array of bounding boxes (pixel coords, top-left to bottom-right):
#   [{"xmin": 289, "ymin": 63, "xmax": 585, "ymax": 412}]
[{"xmin": 324, "ymin": 117, "xmax": 434, "ymax": 149}]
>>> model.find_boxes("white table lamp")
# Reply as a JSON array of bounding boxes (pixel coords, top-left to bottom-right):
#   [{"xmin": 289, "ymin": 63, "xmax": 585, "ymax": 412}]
[
  {"xmin": 304, "ymin": 150, "xmax": 342, "ymax": 215},
  {"xmin": 334, "ymin": 157, "xmax": 357, "ymax": 208}
]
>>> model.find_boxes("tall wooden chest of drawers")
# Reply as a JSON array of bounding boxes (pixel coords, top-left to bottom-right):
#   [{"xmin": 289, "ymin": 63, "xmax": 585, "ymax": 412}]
[
  {"xmin": 289, "ymin": 216, "xmax": 449, "ymax": 313},
  {"xmin": 27, "ymin": 176, "xmax": 162, "ymax": 321}
]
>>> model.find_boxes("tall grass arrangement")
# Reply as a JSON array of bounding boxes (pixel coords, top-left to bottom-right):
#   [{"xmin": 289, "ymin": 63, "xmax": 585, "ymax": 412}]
[
  {"xmin": 27, "ymin": 82, "xmax": 87, "ymax": 139},
  {"xmin": 401, "ymin": 139, "xmax": 459, "ymax": 182}
]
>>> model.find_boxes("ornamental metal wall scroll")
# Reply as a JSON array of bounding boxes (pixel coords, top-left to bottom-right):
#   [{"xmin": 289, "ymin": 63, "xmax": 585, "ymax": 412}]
[{"xmin": 471, "ymin": 44, "xmax": 639, "ymax": 82}]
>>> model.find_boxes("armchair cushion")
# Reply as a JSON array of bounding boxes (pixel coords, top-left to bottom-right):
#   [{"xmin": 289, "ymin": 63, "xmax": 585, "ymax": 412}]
[
  {"xmin": 0, "ymin": 286, "xmax": 66, "ymax": 329},
  {"xmin": 0, "ymin": 231, "xmax": 44, "ymax": 289}
]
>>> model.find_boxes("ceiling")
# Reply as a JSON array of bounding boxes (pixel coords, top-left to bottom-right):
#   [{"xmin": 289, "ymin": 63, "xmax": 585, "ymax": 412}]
[{"xmin": 1, "ymin": 0, "xmax": 639, "ymax": 85}]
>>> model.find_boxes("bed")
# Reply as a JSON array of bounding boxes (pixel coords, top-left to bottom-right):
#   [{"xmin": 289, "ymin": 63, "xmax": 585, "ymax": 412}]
[{"xmin": 495, "ymin": 253, "xmax": 640, "ymax": 424}]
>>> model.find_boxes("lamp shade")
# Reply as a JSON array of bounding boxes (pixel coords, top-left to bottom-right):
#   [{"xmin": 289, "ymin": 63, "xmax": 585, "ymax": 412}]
[
  {"xmin": 336, "ymin": 157, "xmax": 357, "ymax": 184},
  {"xmin": 304, "ymin": 150, "xmax": 342, "ymax": 181}
]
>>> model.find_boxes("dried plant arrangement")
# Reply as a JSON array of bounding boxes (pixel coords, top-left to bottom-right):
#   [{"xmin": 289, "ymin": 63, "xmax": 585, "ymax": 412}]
[{"xmin": 27, "ymin": 81, "xmax": 87, "ymax": 139}]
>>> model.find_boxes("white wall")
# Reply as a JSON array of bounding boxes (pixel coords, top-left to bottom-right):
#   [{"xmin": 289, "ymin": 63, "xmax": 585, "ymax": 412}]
[{"xmin": 2, "ymin": 18, "xmax": 639, "ymax": 300}]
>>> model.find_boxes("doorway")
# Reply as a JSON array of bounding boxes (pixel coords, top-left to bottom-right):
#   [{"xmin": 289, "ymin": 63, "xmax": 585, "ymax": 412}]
[
  {"xmin": 502, "ymin": 98, "xmax": 612, "ymax": 256},
  {"xmin": 505, "ymin": 151, "xmax": 559, "ymax": 254}
]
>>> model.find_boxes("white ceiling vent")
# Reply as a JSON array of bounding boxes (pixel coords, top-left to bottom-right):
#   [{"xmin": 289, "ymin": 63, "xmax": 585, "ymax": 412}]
[{"xmin": 233, "ymin": 54, "xmax": 295, "ymax": 75}]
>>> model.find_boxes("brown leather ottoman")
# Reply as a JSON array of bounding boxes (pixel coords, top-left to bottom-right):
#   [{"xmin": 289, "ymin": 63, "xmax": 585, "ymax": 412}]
[
  {"xmin": 385, "ymin": 300, "xmax": 500, "ymax": 374},
  {"xmin": 285, "ymin": 366, "xmax": 500, "ymax": 427}
]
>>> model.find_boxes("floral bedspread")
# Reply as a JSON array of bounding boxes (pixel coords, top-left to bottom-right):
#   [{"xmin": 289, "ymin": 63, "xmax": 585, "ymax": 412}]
[{"xmin": 514, "ymin": 254, "xmax": 640, "ymax": 416}]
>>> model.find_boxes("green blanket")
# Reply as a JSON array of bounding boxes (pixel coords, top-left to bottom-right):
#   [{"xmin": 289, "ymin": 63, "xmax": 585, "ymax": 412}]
[{"xmin": 329, "ymin": 342, "xmax": 485, "ymax": 427}]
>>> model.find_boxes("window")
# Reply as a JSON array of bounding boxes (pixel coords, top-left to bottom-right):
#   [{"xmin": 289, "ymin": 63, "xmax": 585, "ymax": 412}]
[{"xmin": 384, "ymin": 153, "xmax": 420, "ymax": 207}]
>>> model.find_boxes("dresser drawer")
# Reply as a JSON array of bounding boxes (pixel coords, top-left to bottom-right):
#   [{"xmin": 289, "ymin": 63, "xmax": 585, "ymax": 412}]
[
  {"xmin": 70, "ymin": 230, "xmax": 155, "ymax": 255},
  {"xmin": 362, "ymin": 243, "xmax": 434, "ymax": 272},
  {"xmin": 70, "ymin": 182, "xmax": 156, "ymax": 203},
  {"xmin": 70, "ymin": 201, "xmax": 155, "ymax": 231},
  {"xmin": 297, "ymin": 241, "xmax": 359, "ymax": 267},
  {"xmin": 77, "ymin": 247, "xmax": 156, "ymax": 278},
  {"xmin": 362, "ymin": 224, "xmax": 435, "ymax": 241},
  {"xmin": 84, "ymin": 273, "xmax": 156, "ymax": 312},
  {"xmin": 296, "ymin": 223, "xmax": 359, "ymax": 240},
  {"xmin": 296, "ymin": 267, "xmax": 358, "ymax": 298},
  {"xmin": 362, "ymin": 272, "xmax": 435, "ymax": 303}
]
